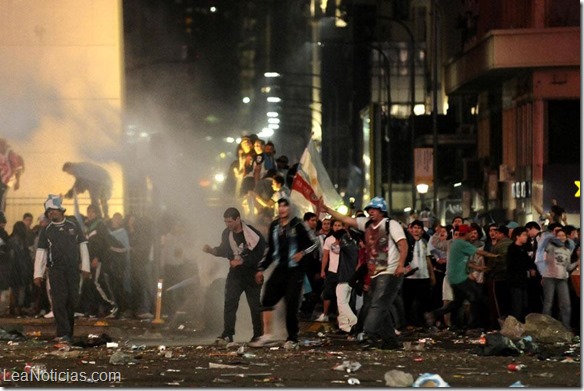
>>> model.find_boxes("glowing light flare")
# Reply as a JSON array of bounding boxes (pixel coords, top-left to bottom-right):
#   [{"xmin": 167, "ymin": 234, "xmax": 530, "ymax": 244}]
[
  {"xmin": 258, "ymin": 128, "xmax": 274, "ymax": 138},
  {"xmin": 242, "ymin": 96, "xmax": 251, "ymax": 104},
  {"xmin": 416, "ymin": 183, "xmax": 429, "ymax": 194},
  {"xmin": 199, "ymin": 179, "xmax": 211, "ymax": 188},
  {"xmin": 267, "ymin": 118, "xmax": 280, "ymax": 124},
  {"xmin": 337, "ymin": 205, "xmax": 349, "ymax": 215},
  {"xmin": 267, "ymin": 112, "xmax": 279, "ymax": 117},
  {"xmin": 267, "ymin": 97, "xmax": 281, "ymax": 103},
  {"xmin": 264, "ymin": 72, "xmax": 281, "ymax": 78},
  {"xmin": 214, "ymin": 173, "xmax": 225, "ymax": 183}
]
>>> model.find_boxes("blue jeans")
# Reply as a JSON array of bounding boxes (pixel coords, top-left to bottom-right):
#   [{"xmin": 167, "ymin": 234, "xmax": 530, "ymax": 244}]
[
  {"xmin": 364, "ymin": 274, "xmax": 403, "ymax": 344},
  {"xmin": 542, "ymin": 277, "xmax": 571, "ymax": 329}
]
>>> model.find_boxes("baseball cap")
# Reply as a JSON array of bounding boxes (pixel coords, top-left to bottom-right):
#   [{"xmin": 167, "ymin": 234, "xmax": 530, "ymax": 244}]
[
  {"xmin": 364, "ymin": 196, "xmax": 388, "ymax": 213},
  {"xmin": 457, "ymin": 224, "xmax": 474, "ymax": 235}
]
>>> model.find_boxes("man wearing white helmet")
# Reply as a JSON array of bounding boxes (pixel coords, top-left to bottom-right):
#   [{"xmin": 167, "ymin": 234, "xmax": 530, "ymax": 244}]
[
  {"xmin": 33, "ymin": 195, "xmax": 90, "ymax": 343},
  {"xmin": 321, "ymin": 196, "xmax": 408, "ymax": 350}
]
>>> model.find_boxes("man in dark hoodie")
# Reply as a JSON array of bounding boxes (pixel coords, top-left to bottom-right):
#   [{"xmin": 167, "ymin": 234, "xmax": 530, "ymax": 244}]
[
  {"xmin": 506, "ymin": 226, "xmax": 537, "ymax": 322},
  {"xmin": 203, "ymin": 207, "xmax": 267, "ymax": 344}
]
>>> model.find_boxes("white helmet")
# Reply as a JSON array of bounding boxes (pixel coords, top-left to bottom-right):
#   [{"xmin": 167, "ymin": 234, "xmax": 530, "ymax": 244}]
[{"xmin": 44, "ymin": 194, "xmax": 66, "ymax": 217}]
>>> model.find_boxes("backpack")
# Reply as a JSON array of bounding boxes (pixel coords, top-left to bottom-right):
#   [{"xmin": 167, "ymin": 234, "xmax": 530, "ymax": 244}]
[{"xmin": 364, "ymin": 218, "xmax": 414, "ymax": 274}]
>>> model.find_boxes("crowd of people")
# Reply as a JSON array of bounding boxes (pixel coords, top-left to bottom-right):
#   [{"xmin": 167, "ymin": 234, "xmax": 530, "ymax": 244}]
[
  {"xmin": 222, "ymin": 135, "xmax": 299, "ymax": 228},
  {"xmin": 199, "ymin": 191, "xmax": 580, "ymax": 351},
  {"xmin": 0, "ymin": 134, "xmax": 579, "ymax": 349},
  {"xmin": 0, "ymin": 197, "xmax": 160, "ymax": 330}
]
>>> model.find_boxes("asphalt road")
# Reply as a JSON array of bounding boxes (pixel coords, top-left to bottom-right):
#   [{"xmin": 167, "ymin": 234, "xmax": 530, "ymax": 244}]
[{"xmin": 0, "ymin": 316, "xmax": 580, "ymax": 387}]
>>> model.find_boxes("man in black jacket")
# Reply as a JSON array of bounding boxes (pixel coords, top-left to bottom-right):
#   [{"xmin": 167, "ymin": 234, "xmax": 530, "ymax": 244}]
[
  {"xmin": 203, "ymin": 207, "xmax": 267, "ymax": 344},
  {"xmin": 249, "ymin": 198, "xmax": 318, "ymax": 348}
]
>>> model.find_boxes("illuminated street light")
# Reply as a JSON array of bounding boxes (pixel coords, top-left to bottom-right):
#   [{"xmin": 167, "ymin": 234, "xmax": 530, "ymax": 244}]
[
  {"xmin": 267, "ymin": 97, "xmax": 281, "ymax": 103},
  {"xmin": 264, "ymin": 72, "xmax": 281, "ymax": 78},
  {"xmin": 267, "ymin": 112, "xmax": 279, "ymax": 117},
  {"xmin": 267, "ymin": 118, "xmax": 280, "ymax": 124},
  {"xmin": 268, "ymin": 124, "xmax": 279, "ymax": 129},
  {"xmin": 242, "ymin": 96, "xmax": 251, "ymax": 104},
  {"xmin": 414, "ymin": 104, "xmax": 425, "ymax": 115},
  {"xmin": 225, "ymin": 137, "xmax": 235, "ymax": 143},
  {"xmin": 416, "ymin": 183, "xmax": 429, "ymax": 194}
]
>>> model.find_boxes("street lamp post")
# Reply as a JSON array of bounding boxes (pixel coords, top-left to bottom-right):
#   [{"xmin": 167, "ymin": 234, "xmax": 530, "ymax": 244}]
[{"xmin": 374, "ymin": 16, "xmax": 417, "ymax": 214}]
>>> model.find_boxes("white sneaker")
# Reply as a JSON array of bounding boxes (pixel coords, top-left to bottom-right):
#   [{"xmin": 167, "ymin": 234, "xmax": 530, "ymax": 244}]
[
  {"xmin": 43, "ymin": 311, "xmax": 54, "ymax": 319},
  {"xmin": 248, "ymin": 334, "xmax": 276, "ymax": 348},
  {"xmin": 315, "ymin": 313, "xmax": 329, "ymax": 322}
]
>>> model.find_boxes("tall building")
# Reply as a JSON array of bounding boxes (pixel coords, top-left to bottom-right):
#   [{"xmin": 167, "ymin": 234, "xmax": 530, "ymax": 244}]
[{"xmin": 443, "ymin": 0, "xmax": 580, "ymax": 224}]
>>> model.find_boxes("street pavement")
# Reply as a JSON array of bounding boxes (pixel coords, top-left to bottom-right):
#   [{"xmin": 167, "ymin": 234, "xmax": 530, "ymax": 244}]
[{"xmin": 0, "ymin": 315, "xmax": 581, "ymax": 387}]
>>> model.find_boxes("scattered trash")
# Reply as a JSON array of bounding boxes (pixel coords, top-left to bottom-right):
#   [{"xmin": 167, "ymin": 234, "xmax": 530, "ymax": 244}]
[
  {"xmin": 212, "ymin": 377, "xmax": 232, "ymax": 383},
  {"xmin": 7, "ymin": 341, "xmax": 19, "ymax": 346},
  {"xmin": 47, "ymin": 350, "xmax": 82, "ymax": 358},
  {"xmin": 237, "ymin": 346, "xmax": 245, "ymax": 355},
  {"xmin": 177, "ymin": 324, "xmax": 185, "ymax": 330},
  {"xmin": 158, "ymin": 345, "xmax": 166, "ymax": 352},
  {"xmin": 347, "ymin": 378, "xmax": 360, "ymax": 385},
  {"xmin": 523, "ymin": 313, "xmax": 574, "ymax": 343},
  {"xmin": 164, "ymin": 351, "xmax": 173, "ymax": 359},
  {"xmin": 301, "ymin": 338, "xmax": 323, "ymax": 347},
  {"xmin": 73, "ymin": 333, "xmax": 112, "ymax": 348},
  {"xmin": 509, "ymin": 380, "xmax": 526, "ymax": 387},
  {"xmin": 477, "ymin": 333, "xmax": 521, "ymax": 356},
  {"xmin": 26, "ymin": 331, "xmax": 41, "ymax": 337},
  {"xmin": 332, "ymin": 360, "xmax": 361, "ymax": 373},
  {"xmin": 109, "ymin": 351, "xmax": 138, "ymax": 365},
  {"xmin": 94, "ymin": 321, "xmax": 109, "ymax": 327},
  {"xmin": 209, "ymin": 362, "xmax": 248, "ymax": 369},
  {"xmin": 269, "ymin": 346, "xmax": 280, "ymax": 351},
  {"xmin": 131, "ymin": 345, "xmax": 146, "ymax": 351},
  {"xmin": 317, "ymin": 332, "xmax": 325, "ymax": 338},
  {"xmin": 413, "ymin": 357, "xmax": 424, "ymax": 362},
  {"xmin": 560, "ymin": 357, "xmax": 577, "ymax": 363},
  {"xmin": 384, "ymin": 369, "xmax": 414, "ymax": 387},
  {"xmin": 412, "ymin": 373, "xmax": 450, "ymax": 387},
  {"xmin": 500, "ymin": 315, "xmax": 525, "ymax": 339},
  {"xmin": 507, "ymin": 363, "xmax": 526, "ymax": 372},
  {"xmin": 255, "ymin": 376, "xmax": 283, "ymax": 383},
  {"xmin": 221, "ymin": 373, "xmax": 272, "ymax": 377},
  {"xmin": 24, "ymin": 363, "xmax": 47, "ymax": 375},
  {"xmin": 166, "ymin": 369, "xmax": 181, "ymax": 372},
  {"xmin": 0, "ymin": 327, "xmax": 27, "ymax": 341},
  {"xmin": 106, "ymin": 342, "xmax": 119, "ymax": 348},
  {"xmin": 0, "ymin": 369, "xmax": 12, "ymax": 381},
  {"xmin": 516, "ymin": 336, "xmax": 539, "ymax": 355},
  {"xmin": 535, "ymin": 373, "xmax": 553, "ymax": 378}
]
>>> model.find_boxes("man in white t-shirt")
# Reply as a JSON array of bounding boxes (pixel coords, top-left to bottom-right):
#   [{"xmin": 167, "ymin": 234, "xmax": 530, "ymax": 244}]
[
  {"xmin": 315, "ymin": 219, "xmax": 344, "ymax": 322},
  {"xmin": 321, "ymin": 196, "xmax": 408, "ymax": 350}
]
